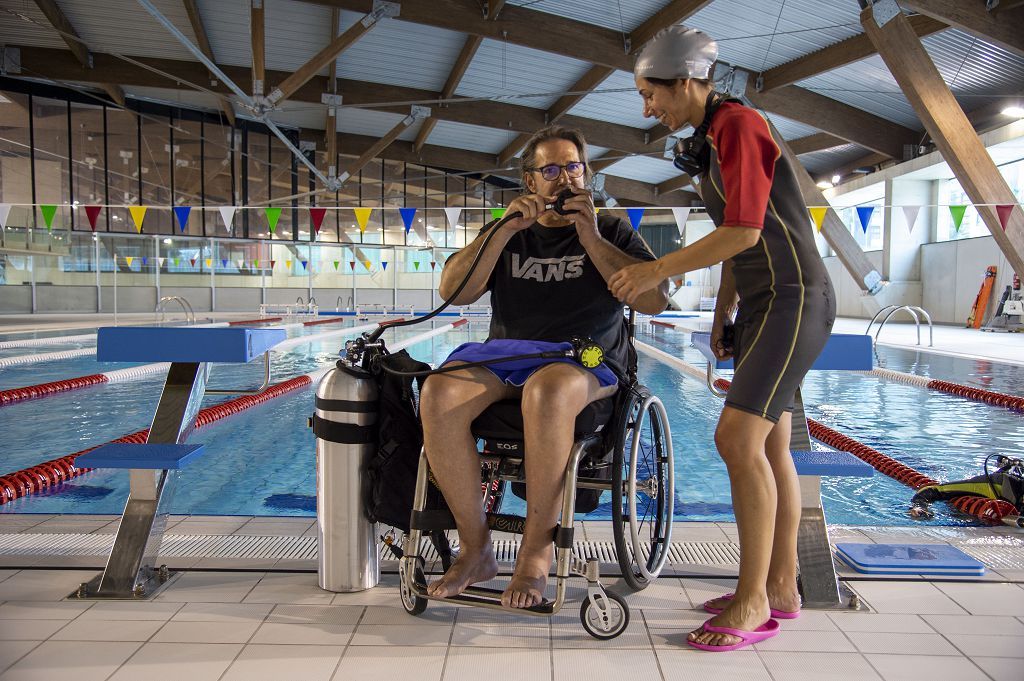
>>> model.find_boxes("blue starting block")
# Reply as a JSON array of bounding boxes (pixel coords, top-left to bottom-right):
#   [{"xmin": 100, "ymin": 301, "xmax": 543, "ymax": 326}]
[
  {"xmin": 76, "ymin": 327, "xmax": 285, "ymax": 600},
  {"xmin": 835, "ymin": 543, "xmax": 985, "ymax": 577},
  {"xmin": 690, "ymin": 330, "xmax": 874, "ymax": 610}
]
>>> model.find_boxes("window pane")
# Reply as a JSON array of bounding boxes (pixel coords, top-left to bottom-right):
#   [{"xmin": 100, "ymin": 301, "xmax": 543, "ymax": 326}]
[
  {"xmin": 106, "ymin": 107, "xmax": 137, "ymax": 234},
  {"xmin": 140, "ymin": 115, "xmax": 171, "ymax": 235}
]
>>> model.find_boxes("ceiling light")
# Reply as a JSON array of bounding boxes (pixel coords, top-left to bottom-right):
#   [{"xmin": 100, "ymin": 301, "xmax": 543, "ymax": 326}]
[
  {"xmin": 816, "ymin": 180, "xmax": 833, "ymax": 190},
  {"xmin": 1001, "ymin": 106, "xmax": 1024, "ymax": 118},
  {"xmin": 831, "ymin": 174, "xmax": 841, "ymax": 185}
]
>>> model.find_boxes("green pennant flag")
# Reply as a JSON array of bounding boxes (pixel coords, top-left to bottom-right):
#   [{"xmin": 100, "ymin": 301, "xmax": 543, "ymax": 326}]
[
  {"xmin": 265, "ymin": 207, "xmax": 282, "ymax": 234},
  {"xmin": 40, "ymin": 204, "xmax": 57, "ymax": 230},
  {"xmin": 949, "ymin": 205, "xmax": 967, "ymax": 232},
  {"xmin": 173, "ymin": 257, "xmax": 180, "ymax": 267},
  {"xmin": 254, "ymin": 259, "xmax": 260, "ymax": 268},
  {"xmin": 490, "ymin": 208, "xmax": 506, "ymax": 221},
  {"xmin": 333, "ymin": 260, "xmax": 339, "ymax": 270},
  {"xmin": 413, "ymin": 261, "xmax": 420, "ymax": 270}
]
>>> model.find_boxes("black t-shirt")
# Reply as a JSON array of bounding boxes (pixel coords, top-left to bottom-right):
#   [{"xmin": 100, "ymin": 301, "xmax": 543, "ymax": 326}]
[{"xmin": 483, "ymin": 214, "xmax": 656, "ymax": 378}]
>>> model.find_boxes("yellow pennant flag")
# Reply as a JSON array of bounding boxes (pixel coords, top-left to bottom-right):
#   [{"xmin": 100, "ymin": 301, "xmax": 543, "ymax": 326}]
[
  {"xmin": 205, "ymin": 258, "xmax": 212, "ymax": 267},
  {"xmin": 595, "ymin": 207, "xmax": 602, "ymax": 215},
  {"xmin": 125, "ymin": 256, "xmax": 134, "ymax": 267},
  {"xmin": 285, "ymin": 260, "xmax": 292, "ymax": 269},
  {"xmin": 362, "ymin": 259, "xmax": 372, "ymax": 271},
  {"xmin": 354, "ymin": 207, "xmax": 372, "ymax": 233},
  {"xmin": 128, "ymin": 206, "xmax": 147, "ymax": 233},
  {"xmin": 809, "ymin": 206, "xmax": 828, "ymax": 232}
]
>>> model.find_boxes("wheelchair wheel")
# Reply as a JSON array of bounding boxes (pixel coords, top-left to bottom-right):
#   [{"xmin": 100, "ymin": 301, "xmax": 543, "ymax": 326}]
[
  {"xmin": 579, "ymin": 589, "xmax": 630, "ymax": 639},
  {"xmin": 399, "ymin": 556, "xmax": 428, "ymax": 616},
  {"xmin": 611, "ymin": 387, "xmax": 674, "ymax": 591}
]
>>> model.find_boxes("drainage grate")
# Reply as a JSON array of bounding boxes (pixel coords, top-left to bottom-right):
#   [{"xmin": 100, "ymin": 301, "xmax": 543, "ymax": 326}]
[{"xmin": 958, "ymin": 545, "xmax": 1024, "ymax": 570}]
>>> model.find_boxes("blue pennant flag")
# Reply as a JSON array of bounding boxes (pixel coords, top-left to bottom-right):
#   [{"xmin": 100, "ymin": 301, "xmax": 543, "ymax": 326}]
[
  {"xmin": 141, "ymin": 257, "xmax": 148, "ymax": 266},
  {"xmin": 627, "ymin": 208, "xmax": 645, "ymax": 231},
  {"xmin": 221, "ymin": 258, "xmax": 228, "ymax": 268},
  {"xmin": 381, "ymin": 261, "xmax": 388, "ymax": 271},
  {"xmin": 856, "ymin": 206, "xmax": 875, "ymax": 234},
  {"xmin": 399, "ymin": 207, "xmax": 417, "ymax": 234},
  {"xmin": 173, "ymin": 206, "xmax": 191, "ymax": 233}
]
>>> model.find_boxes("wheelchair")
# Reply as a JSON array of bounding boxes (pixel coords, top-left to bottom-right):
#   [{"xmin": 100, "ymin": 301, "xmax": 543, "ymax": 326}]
[{"xmin": 398, "ymin": 314, "xmax": 674, "ymax": 639}]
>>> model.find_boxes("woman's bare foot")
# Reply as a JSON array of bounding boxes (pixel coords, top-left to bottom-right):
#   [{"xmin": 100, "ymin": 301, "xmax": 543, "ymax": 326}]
[
  {"xmin": 688, "ymin": 596, "xmax": 771, "ymax": 648},
  {"xmin": 704, "ymin": 585, "xmax": 800, "ymax": 616},
  {"xmin": 426, "ymin": 545, "xmax": 499, "ymax": 599},
  {"xmin": 501, "ymin": 544, "xmax": 552, "ymax": 608}
]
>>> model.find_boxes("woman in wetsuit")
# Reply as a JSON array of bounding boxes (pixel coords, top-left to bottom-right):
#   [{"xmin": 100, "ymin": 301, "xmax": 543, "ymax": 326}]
[{"xmin": 609, "ymin": 26, "xmax": 836, "ymax": 652}]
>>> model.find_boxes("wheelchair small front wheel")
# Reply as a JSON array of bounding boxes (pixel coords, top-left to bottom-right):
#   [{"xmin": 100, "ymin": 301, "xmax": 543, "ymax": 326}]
[
  {"xmin": 579, "ymin": 589, "xmax": 630, "ymax": 640},
  {"xmin": 399, "ymin": 557, "xmax": 428, "ymax": 616}
]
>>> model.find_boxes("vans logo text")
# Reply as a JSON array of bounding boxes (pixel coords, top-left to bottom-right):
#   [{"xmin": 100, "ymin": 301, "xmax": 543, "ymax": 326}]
[{"xmin": 510, "ymin": 254, "xmax": 585, "ymax": 282}]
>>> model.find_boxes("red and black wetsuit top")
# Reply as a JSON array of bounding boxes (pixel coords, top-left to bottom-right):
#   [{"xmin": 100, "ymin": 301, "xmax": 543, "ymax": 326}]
[{"xmin": 699, "ymin": 101, "xmax": 832, "ymax": 312}]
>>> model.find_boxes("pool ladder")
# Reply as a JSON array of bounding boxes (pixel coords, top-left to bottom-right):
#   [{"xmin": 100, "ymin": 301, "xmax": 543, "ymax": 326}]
[
  {"xmin": 156, "ymin": 296, "xmax": 195, "ymax": 325},
  {"xmin": 865, "ymin": 305, "xmax": 933, "ymax": 347}
]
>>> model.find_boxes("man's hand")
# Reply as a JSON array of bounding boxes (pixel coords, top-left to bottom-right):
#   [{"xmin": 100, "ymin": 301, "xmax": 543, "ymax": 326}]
[
  {"xmin": 710, "ymin": 318, "xmax": 733, "ymax": 361},
  {"xmin": 500, "ymin": 193, "xmax": 555, "ymax": 233},
  {"xmin": 563, "ymin": 187, "xmax": 599, "ymax": 243},
  {"xmin": 608, "ymin": 260, "xmax": 666, "ymax": 307}
]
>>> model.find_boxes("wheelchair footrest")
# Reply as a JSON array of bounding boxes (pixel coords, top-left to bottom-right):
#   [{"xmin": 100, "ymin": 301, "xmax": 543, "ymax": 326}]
[{"xmin": 454, "ymin": 585, "xmax": 555, "ymax": 615}]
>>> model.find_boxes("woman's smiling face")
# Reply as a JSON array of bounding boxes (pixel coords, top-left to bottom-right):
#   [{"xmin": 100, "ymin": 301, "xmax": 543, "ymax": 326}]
[{"xmin": 635, "ymin": 76, "xmax": 687, "ymax": 131}]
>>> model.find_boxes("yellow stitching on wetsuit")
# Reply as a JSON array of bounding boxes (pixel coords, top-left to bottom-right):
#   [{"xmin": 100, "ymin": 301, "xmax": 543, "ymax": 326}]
[
  {"xmin": 706, "ymin": 136, "xmax": 777, "ymax": 388},
  {"xmin": 761, "ymin": 197, "xmax": 805, "ymax": 416}
]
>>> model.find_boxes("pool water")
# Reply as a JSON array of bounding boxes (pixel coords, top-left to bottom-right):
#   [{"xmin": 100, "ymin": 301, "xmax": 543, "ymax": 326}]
[{"xmin": 1, "ymin": 319, "xmax": 1021, "ymax": 526}]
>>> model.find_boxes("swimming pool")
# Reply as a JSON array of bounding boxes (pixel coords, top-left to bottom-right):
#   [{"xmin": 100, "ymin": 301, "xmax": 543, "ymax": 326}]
[{"xmin": 1, "ymin": 318, "xmax": 1021, "ymax": 526}]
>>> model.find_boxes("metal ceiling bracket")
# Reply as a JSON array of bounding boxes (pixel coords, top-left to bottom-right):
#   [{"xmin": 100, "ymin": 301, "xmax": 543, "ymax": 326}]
[
  {"xmin": 322, "ymin": 93, "xmax": 343, "ymax": 117},
  {"xmin": 251, "ymin": 0, "xmax": 262, "ymax": 8},
  {"xmin": 644, "ymin": 131, "xmax": 650, "ymax": 145},
  {"xmin": 365, "ymin": 0, "xmax": 400, "ymax": 26},
  {"xmin": 727, "ymin": 70, "xmax": 749, "ymax": 98},
  {"xmin": 623, "ymin": 36, "xmax": 632, "ymax": 54},
  {"xmin": 405, "ymin": 105, "xmax": 432, "ymax": 125},
  {"xmin": 869, "ymin": 0, "xmax": 901, "ymax": 26},
  {"xmin": 755, "ymin": 73, "xmax": 764, "ymax": 92}
]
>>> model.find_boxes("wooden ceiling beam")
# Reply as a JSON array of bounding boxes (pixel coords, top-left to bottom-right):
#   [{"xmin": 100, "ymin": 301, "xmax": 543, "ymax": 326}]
[
  {"xmin": 862, "ymin": 4, "xmax": 1024, "ymax": 276},
  {"xmin": 182, "ymin": 0, "xmax": 235, "ymax": 125},
  {"xmin": 900, "ymin": 0, "xmax": 1024, "ymax": 58},
  {"xmin": 759, "ymin": 14, "xmax": 946, "ymax": 92},
  {"xmin": 250, "ymin": 0, "xmax": 265, "ymax": 96},
  {"xmin": 788, "ymin": 132, "xmax": 848, "ymax": 156}
]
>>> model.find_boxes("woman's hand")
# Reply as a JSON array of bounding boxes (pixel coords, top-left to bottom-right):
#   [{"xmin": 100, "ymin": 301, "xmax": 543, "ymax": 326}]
[
  {"xmin": 608, "ymin": 260, "xmax": 666, "ymax": 307},
  {"xmin": 710, "ymin": 318, "xmax": 733, "ymax": 361},
  {"xmin": 500, "ymin": 193, "xmax": 554, "ymax": 233}
]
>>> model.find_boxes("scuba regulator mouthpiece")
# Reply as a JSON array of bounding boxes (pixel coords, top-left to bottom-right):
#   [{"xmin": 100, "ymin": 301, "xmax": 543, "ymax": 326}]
[{"xmin": 546, "ymin": 188, "xmax": 579, "ymax": 216}]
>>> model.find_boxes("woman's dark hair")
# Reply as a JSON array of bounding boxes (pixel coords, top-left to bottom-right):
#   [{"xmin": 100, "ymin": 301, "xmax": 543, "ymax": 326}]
[{"xmin": 519, "ymin": 125, "xmax": 592, "ymax": 189}]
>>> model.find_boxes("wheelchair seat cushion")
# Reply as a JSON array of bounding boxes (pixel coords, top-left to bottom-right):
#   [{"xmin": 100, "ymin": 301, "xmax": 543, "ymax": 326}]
[{"xmin": 471, "ymin": 396, "xmax": 616, "ymax": 442}]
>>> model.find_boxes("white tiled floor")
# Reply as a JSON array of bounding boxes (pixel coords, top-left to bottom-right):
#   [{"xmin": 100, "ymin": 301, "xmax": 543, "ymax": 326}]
[{"xmin": 0, "ymin": 564, "xmax": 1016, "ymax": 680}]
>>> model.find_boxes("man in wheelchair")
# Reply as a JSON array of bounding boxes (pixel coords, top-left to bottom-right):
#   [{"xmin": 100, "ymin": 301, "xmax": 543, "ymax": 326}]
[{"xmin": 419, "ymin": 125, "xmax": 668, "ymax": 608}]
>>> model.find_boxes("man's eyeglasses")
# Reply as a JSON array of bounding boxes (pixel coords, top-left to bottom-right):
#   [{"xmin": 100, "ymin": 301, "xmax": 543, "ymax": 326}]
[{"xmin": 528, "ymin": 162, "xmax": 586, "ymax": 182}]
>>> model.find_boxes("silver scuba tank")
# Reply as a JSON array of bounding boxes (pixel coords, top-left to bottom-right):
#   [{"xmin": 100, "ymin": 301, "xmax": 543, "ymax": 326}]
[{"xmin": 313, "ymin": 362, "xmax": 379, "ymax": 592}]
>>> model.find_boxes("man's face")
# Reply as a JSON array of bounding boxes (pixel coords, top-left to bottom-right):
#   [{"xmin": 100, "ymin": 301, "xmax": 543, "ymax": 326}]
[{"xmin": 525, "ymin": 138, "xmax": 586, "ymax": 196}]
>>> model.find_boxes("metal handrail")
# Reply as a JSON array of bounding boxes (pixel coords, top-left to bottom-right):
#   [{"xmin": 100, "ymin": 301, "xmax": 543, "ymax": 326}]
[
  {"xmin": 867, "ymin": 304, "xmax": 933, "ymax": 347},
  {"xmin": 206, "ymin": 352, "xmax": 272, "ymax": 395},
  {"xmin": 156, "ymin": 296, "xmax": 195, "ymax": 324}
]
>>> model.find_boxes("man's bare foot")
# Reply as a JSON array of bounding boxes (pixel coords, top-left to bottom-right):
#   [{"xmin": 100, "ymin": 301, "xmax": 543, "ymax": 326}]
[
  {"xmin": 426, "ymin": 545, "xmax": 499, "ymax": 599},
  {"xmin": 501, "ymin": 544, "xmax": 552, "ymax": 609},
  {"xmin": 688, "ymin": 597, "xmax": 771, "ymax": 648}
]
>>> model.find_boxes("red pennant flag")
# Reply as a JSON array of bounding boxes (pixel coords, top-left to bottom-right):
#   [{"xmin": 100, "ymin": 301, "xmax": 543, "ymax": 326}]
[
  {"xmin": 430, "ymin": 261, "xmax": 436, "ymax": 270},
  {"xmin": 349, "ymin": 261, "xmax": 355, "ymax": 271},
  {"xmin": 190, "ymin": 258, "xmax": 196, "ymax": 267},
  {"xmin": 84, "ymin": 205, "xmax": 102, "ymax": 231},
  {"xmin": 270, "ymin": 260, "xmax": 276, "ymax": 268},
  {"xmin": 309, "ymin": 207, "xmax": 327, "ymax": 234},
  {"xmin": 996, "ymin": 204, "xmax": 1015, "ymax": 231}
]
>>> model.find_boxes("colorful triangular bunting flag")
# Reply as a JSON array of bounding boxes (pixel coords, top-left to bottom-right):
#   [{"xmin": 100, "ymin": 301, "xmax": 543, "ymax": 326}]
[
  {"xmin": 157, "ymin": 257, "xmax": 165, "ymax": 266},
  {"xmin": 128, "ymin": 206, "xmax": 146, "ymax": 233},
  {"xmin": 270, "ymin": 260, "xmax": 276, "ymax": 268},
  {"xmin": 221, "ymin": 258, "xmax": 228, "ymax": 268},
  {"xmin": 444, "ymin": 207, "xmax": 462, "ymax": 229},
  {"xmin": 173, "ymin": 206, "xmax": 191, "ymax": 233},
  {"xmin": 490, "ymin": 207, "xmax": 506, "ymax": 222},
  {"xmin": 996, "ymin": 204, "xmax": 1015, "ymax": 231},
  {"xmin": 381, "ymin": 261, "xmax": 388, "ymax": 271},
  {"xmin": 430, "ymin": 261, "xmax": 436, "ymax": 270},
  {"xmin": 205, "ymin": 258, "xmax": 212, "ymax": 268},
  {"xmin": 190, "ymin": 258, "xmax": 196, "ymax": 267},
  {"xmin": 671, "ymin": 208, "xmax": 690, "ymax": 236},
  {"xmin": 219, "ymin": 206, "xmax": 236, "ymax": 233},
  {"xmin": 285, "ymin": 260, "xmax": 292, "ymax": 269},
  {"xmin": 902, "ymin": 205, "xmax": 921, "ymax": 234},
  {"xmin": 399, "ymin": 207, "xmax": 417, "ymax": 234},
  {"xmin": 856, "ymin": 205, "xmax": 875, "ymax": 234},
  {"xmin": 626, "ymin": 208, "xmax": 645, "ymax": 231},
  {"xmin": 85, "ymin": 205, "xmax": 102, "ymax": 231},
  {"xmin": 301, "ymin": 261, "xmax": 307, "ymax": 270},
  {"xmin": 354, "ymin": 207, "xmax": 372, "ymax": 233},
  {"xmin": 40, "ymin": 204, "xmax": 57, "ymax": 230},
  {"xmin": 413, "ymin": 261, "xmax": 420, "ymax": 271},
  {"xmin": 349, "ymin": 261, "xmax": 355, "ymax": 271},
  {"xmin": 265, "ymin": 207, "xmax": 281, "ymax": 234},
  {"xmin": 310, "ymin": 207, "xmax": 327, "ymax": 235},
  {"xmin": 949, "ymin": 205, "xmax": 967, "ymax": 232},
  {"xmin": 141, "ymin": 257, "xmax": 147, "ymax": 266},
  {"xmin": 125, "ymin": 256, "xmax": 134, "ymax": 268},
  {"xmin": 333, "ymin": 260, "xmax": 339, "ymax": 270},
  {"xmin": 809, "ymin": 206, "xmax": 828, "ymax": 232}
]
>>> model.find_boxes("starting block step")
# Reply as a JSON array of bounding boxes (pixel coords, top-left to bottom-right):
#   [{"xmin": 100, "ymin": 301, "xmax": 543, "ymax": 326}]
[
  {"xmin": 835, "ymin": 543, "xmax": 985, "ymax": 576},
  {"xmin": 792, "ymin": 450, "xmax": 874, "ymax": 477},
  {"xmin": 76, "ymin": 443, "xmax": 206, "ymax": 470}
]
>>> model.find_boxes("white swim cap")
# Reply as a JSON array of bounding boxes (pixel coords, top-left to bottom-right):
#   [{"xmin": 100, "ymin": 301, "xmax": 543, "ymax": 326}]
[{"xmin": 634, "ymin": 26, "xmax": 718, "ymax": 81}]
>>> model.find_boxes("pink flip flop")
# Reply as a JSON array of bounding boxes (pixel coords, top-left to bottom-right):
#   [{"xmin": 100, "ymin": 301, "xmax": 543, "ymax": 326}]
[
  {"xmin": 688, "ymin": 618, "xmax": 780, "ymax": 652},
  {"xmin": 702, "ymin": 593, "xmax": 800, "ymax": 620}
]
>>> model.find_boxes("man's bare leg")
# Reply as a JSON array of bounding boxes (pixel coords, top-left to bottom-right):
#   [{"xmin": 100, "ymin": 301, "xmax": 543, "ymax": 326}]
[
  {"xmin": 420, "ymin": 364, "xmax": 517, "ymax": 598},
  {"xmin": 503, "ymin": 364, "xmax": 616, "ymax": 608}
]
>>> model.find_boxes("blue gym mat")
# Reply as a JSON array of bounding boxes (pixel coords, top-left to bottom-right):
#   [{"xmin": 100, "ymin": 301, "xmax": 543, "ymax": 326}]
[{"xmin": 835, "ymin": 543, "xmax": 985, "ymax": 576}]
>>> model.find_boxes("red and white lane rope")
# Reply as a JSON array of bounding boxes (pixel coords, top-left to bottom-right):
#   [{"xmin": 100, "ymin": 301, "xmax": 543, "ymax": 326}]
[
  {"xmin": 868, "ymin": 367, "xmax": 1024, "ymax": 413},
  {"xmin": 0, "ymin": 318, "xmax": 470, "ymax": 504},
  {"xmin": 634, "ymin": 341, "xmax": 1018, "ymax": 525}
]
